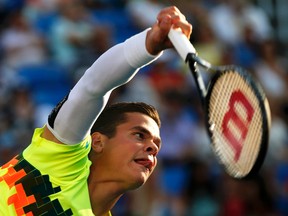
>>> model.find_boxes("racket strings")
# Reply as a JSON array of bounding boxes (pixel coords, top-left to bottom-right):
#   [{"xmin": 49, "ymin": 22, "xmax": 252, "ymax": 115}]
[{"xmin": 207, "ymin": 70, "xmax": 264, "ymax": 178}]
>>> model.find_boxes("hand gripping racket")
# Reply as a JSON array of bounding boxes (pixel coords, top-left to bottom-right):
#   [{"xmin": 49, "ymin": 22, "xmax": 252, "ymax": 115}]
[{"xmin": 168, "ymin": 28, "xmax": 271, "ymax": 179}]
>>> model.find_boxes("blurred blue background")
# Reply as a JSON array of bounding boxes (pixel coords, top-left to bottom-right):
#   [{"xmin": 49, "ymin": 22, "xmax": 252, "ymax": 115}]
[{"xmin": 0, "ymin": 0, "xmax": 288, "ymax": 215}]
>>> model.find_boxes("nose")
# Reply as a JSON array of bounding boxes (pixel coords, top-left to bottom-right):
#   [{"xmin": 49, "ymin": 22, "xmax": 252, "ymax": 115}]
[{"xmin": 145, "ymin": 142, "xmax": 159, "ymax": 156}]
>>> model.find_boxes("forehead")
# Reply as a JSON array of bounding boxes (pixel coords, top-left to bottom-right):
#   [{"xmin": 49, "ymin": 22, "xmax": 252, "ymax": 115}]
[{"xmin": 121, "ymin": 112, "xmax": 160, "ymax": 134}]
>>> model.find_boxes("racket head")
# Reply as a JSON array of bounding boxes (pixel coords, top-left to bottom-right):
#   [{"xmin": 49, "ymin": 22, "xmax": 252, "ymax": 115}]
[{"xmin": 205, "ymin": 66, "xmax": 271, "ymax": 179}]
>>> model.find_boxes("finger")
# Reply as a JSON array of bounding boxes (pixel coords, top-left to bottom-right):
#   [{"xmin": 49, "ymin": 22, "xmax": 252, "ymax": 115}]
[
  {"xmin": 157, "ymin": 6, "xmax": 186, "ymax": 24},
  {"xmin": 157, "ymin": 6, "xmax": 192, "ymax": 39},
  {"xmin": 173, "ymin": 20, "xmax": 193, "ymax": 39},
  {"xmin": 158, "ymin": 15, "xmax": 172, "ymax": 34},
  {"xmin": 157, "ymin": 6, "xmax": 182, "ymax": 20}
]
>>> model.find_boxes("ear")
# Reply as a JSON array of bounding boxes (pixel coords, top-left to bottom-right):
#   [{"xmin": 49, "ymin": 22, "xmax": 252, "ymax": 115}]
[{"xmin": 91, "ymin": 132, "xmax": 105, "ymax": 154}]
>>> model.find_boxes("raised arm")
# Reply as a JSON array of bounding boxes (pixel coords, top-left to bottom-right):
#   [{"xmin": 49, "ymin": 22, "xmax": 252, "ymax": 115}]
[{"xmin": 42, "ymin": 6, "xmax": 192, "ymax": 144}]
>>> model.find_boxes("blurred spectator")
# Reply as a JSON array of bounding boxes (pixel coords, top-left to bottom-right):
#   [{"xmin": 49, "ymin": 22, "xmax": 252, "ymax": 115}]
[
  {"xmin": 49, "ymin": 0, "xmax": 112, "ymax": 75},
  {"xmin": 0, "ymin": 0, "xmax": 25, "ymax": 16},
  {"xmin": 193, "ymin": 18, "xmax": 224, "ymax": 67},
  {"xmin": 110, "ymin": 73, "xmax": 162, "ymax": 110},
  {"xmin": 184, "ymin": 159, "xmax": 220, "ymax": 216},
  {"xmin": 231, "ymin": 24, "xmax": 260, "ymax": 70},
  {"xmin": 22, "ymin": 0, "xmax": 59, "ymax": 36},
  {"xmin": 209, "ymin": 0, "xmax": 273, "ymax": 46},
  {"xmin": 274, "ymin": 149, "xmax": 288, "ymax": 216},
  {"xmin": 83, "ymin": 0, "xmax": 127, "ymax": 9},
  {"xmin": 10, "ymin": 86, "xmax": 35, "ymax": 149},
  {"xmin": 0, "ymin": 10, "xmax": 48, "ymax": 69},
  {"xmin": 0, "ymin": 104, "xmax": 16, "ymax": 165},
  {"xmin": 0, "ymin": 9, "xmax": 48, "ymax": 97},
  {"xmin": 11, "ymin": 86, "xmax": 35, "ymax": 128},
  {"xmin": 0, "ymin": 86, "xmax": 35, "ymax": 165},
  {"xmin": 253, "ymin": 39, "xmax": 288, "ymax": 216},
  {"xmin": 253, "ymin": 38, "xmax": 288, "ymax": 164},
  {"xmin": 253, "ymin": 39, "xmax": 288, "ymax": 109},
  {"xmin": 219, "ymin": 174, "xmax": 276, "ymax": 216},
  {"xmin": 126, "ymin": 0, "xmax": 166, "ymax": 30},
  {"xmin": 147, "ymin": 51, "xmax": 189, "ymax": 95}
]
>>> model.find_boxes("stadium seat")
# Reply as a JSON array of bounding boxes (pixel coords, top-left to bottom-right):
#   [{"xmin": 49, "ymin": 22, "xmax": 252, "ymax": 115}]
[{"xmin": 17, "ymin": 62, "xmax": 72, "ymax": 106}]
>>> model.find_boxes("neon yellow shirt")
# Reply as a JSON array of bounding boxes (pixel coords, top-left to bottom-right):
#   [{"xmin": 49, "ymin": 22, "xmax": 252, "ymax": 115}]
[{"xmin": 0, "ymin": 127, "xmax": 109, "ymax": 216}]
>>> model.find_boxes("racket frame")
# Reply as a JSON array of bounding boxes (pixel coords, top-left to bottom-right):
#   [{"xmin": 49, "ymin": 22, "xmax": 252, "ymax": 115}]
[
  {"xmin": 204, "ymin": 66, "xmax": 270, "ymax": 179},
  {"xmin": 168, "ymin": 28, "xmax": 271, "ymax": 179}
]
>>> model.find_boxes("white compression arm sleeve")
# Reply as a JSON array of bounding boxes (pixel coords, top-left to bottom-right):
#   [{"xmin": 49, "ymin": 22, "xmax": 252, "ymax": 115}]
[{"xmin": 47, "ymin": 29, "xmax": 162, "ymax": 144}]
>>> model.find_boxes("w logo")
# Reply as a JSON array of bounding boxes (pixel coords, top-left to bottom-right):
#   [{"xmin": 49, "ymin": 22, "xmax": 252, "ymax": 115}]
[{"xmin": 222, "ymin": 90, "xmax": 255, "ymax": 162}]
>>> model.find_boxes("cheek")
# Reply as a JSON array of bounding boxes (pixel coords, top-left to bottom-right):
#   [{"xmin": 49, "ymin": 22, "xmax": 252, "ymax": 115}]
[
  {"xmin": 121, "ymin": 136, "xmax": 142, "ymax": 151},
  {"xmin": 109, "ymin": 139, "xmax": 139, "ymax": 159}
]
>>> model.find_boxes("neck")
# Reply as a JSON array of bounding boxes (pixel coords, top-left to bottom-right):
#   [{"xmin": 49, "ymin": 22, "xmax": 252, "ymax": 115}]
[{"xmin": 88, "ymin": 166, "xmax": 124, "ymax": 215}]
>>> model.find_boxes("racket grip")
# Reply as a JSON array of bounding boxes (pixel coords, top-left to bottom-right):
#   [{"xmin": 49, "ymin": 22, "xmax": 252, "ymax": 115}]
[{"xmin": 168, "ymin": 28, "xmax": 196, "ymax": 61}]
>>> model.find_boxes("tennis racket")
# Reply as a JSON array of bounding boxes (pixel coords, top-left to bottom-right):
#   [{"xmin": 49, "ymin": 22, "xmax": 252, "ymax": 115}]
[{"xmin": 168, "ymin": 28, "xmax": 271, "ymax": 179}]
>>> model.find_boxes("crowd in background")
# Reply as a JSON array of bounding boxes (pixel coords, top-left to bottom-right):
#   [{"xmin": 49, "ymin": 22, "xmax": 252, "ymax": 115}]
[{"xmin": 0, "ymin": 0, "xmax": 288, "ymax": 215}]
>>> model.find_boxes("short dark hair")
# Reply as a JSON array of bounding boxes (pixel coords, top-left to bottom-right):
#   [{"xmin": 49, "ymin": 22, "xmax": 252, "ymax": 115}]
[{"xmin": 91, "ymin": 102, "xmax": 161, "ymax": 138}]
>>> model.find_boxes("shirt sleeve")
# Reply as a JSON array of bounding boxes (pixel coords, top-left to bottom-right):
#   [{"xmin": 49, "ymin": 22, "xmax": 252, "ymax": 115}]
[
  {"xmin": 23, "ymin": 127, "xmax": 92, "ymax": 182},
  {"xmin": 48, "ymin": 29, "xmax": 162, "ymax": 144}
]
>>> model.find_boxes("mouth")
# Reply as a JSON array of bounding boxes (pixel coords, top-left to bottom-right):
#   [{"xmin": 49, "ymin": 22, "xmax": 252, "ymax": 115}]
[{"xmin": 134, "ymin": 158, "xmax": 154, "ymax": 172}]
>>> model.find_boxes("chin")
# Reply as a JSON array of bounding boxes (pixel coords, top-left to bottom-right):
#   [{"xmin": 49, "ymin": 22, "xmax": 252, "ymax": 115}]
[
  {"xmin": 129, "ymin": 173, "xmax": 149, "ymax": 190},
  {"xmin": 126, "ymin": 163, "xmax": 154, "ymax": 190}
]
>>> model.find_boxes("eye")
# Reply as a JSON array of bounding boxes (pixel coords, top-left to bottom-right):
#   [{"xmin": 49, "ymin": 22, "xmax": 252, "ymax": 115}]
[{"xmin": 134, "ymin": 132, "xmax": 145, "ymax": 140}]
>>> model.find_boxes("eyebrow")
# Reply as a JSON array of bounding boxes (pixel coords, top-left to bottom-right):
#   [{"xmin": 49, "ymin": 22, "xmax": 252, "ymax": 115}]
[{"xmin": 131, "ymin": 126, "xmax": 162, "ymax": 147}]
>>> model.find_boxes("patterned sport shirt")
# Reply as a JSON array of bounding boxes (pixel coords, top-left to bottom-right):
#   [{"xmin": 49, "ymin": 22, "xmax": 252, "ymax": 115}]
[{"xmin": 0, "ymin": 126, "xmax": 100, "ymax": 216}]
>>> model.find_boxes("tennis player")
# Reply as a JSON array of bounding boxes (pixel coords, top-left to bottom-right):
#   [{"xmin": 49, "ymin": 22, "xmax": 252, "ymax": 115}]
[{"xmin": 0, "ymin": 6, "xmax": 192, "ymax": 216}]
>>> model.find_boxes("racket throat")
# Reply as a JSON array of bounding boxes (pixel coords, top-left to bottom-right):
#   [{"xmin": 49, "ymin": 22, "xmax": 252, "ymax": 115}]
[{"xmin": 187, "ymin": 54, "xmax": 207, "ymax": 104}]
